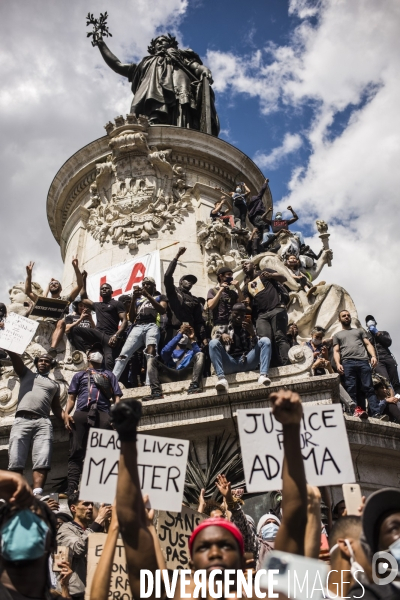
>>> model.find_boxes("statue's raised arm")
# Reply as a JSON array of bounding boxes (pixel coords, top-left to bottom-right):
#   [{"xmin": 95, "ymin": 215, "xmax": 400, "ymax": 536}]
[{"xmin": 87, "ymin": 15, "xmax": 220, "ymax": 136}]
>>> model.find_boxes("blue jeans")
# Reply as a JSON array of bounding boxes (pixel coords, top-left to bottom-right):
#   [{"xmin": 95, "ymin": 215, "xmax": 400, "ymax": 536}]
[
  {"xmin": 262, "ymin": 230, "xmax": 305, "ymax": 246},
  {"xmin": 209, "ymin": 337, "xmax": 271, "ymax": 378},
  {"xmin": 9, "ymin": 416, "xmax": 53, "ymax": 471},
  {"xmin": 341, "ymin": 359, "xmax": 381, "ymax": 415},
  {"xmin": 113, "ymin": 323, "xmax": 160, "ymax": 380}
]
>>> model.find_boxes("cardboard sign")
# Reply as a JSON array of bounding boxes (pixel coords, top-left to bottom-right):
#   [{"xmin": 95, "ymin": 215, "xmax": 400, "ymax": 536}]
[
  {"xmin": 156, "ymin": 506, "xmax": 204, "ymax": 569},
  {"xmin": 0, "ymin": 312, "xmax": 39, "ymax": 355},
  {"xmin": 86, "ymin": 251, "xmax": 161, "ymax": 301},
  {"xmin": 238, "ymin": 404, "xmax": 355, "ymax": 492},
  {"xmin": 80, "ymin": 429, "xmax": 189, "ymax": 511},
  {"xmin": 30, "ymin": 296, "xmax": 69, "ymax": 319},
  {"xmin": 85, "ymin": 533, "xmax": 132, "ymax": 600}
]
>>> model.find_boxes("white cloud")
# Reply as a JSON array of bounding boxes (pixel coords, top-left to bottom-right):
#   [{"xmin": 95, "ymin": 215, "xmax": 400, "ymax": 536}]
[
  {"xmin": 208, "ymin": 0, "xmax": 400, "ymax": 358},
  {"xmin": 0, "ymin": 0, "xmax": 187, "ymax": 301},
  {"xmin": 254, "ymin": 133, "xmax": 302, "ymax": 169}
]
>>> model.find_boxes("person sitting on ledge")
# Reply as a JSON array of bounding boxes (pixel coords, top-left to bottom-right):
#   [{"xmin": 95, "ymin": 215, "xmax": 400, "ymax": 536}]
[
  {"xmin": 210, "ymin": 197, "xmax": 235, "ymax": 228},
  {"xmin": 304, "ymin": 326, "xmax": 333, "ymax": 376},
  {"xmin": 143, "ymin": 324, "xmax": 205, "ymax": 400},
  {"xmin": 65, "ymin": 299, "xmax": 95, "ymax": 352},
  {"xmin": 373, "ymin": 378, "xmax": 400, "ymax": 424},
  {"xmin": 209, "ymin": 303, "xmax": 272, "ymax": 392},
  {"xmin": 262, "ymin": 205, "xmax": 304, "ymax": 245},
  {"xmin": 25, "ymin": 259, "xmax": 84, "ymax": 357}
]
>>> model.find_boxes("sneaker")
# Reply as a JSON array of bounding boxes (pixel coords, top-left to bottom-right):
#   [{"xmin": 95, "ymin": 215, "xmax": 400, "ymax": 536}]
[
  {"xmin": 110, "ymin": 399, "xmax": 142, "ymax": 442},
  {"xmin": 142, "ymin": 392, "xmax": 164, "ymax": 401},
  {"xmin": 372, "ymin": 413, "xmax": 390, "ymax": 421},
  {"xmin": 353, "ymin": 406, "xmax": 368, "ymax": 420},
  {"xmin": 187, "ymin": 382, "xmax": 201, "ymax": 395},
  {"xmin": 258, "ymin": 375, "xmax": 271, "ymax": 386},
  {"xmin": 215, "ymin": 378, "xmax": 229, "ymax": 392}
]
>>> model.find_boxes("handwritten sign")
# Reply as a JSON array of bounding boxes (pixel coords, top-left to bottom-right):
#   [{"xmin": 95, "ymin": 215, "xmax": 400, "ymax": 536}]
[
  {"xmin": 0, "ymin": 312, "xmax": 39, "ymax": 355},
  {"xmin": 237, "ymin": 404, "xmax": 355, "ymax": 492},
  {"xmin": 30, "ymin": 296, "xmax": 69, "ymax": 319},
  {"xmin": 85, "ymin": 533, "xmax": 131, "ymax": 600},
  {"xmin": 80, "ymin": 429, "xmax": 189, "ymax": 511},
  {"xmin": 156, "ymin": 506, "xmax": 204, "ymax": 569}
]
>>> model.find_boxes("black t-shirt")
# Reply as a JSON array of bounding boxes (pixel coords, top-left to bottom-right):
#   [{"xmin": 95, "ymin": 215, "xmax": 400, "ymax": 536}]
[
  {"xmin": 210, "ymin": 208, "xmax": 226, "ymax": 220},
  {"xmin": 64, "ymin": 314, "xmax": 92, "ymax": 338},
  {"xmin": 207, "ymin": 286, "xmax": 238, "ymax": 325},
  {"xmin": 271, "ymin": 219, "xmax": 290, "ymax": 233},
  {"xmin": 135, "ymin": 294, "xmax": 167, "ymax": 325},
  {"xmin": 247, "ymin": 269, "xmax": 281, "ymax": 315},
  {"xmin": 93, "ymin": 299, "xmax": 125, "ymax": 335}
]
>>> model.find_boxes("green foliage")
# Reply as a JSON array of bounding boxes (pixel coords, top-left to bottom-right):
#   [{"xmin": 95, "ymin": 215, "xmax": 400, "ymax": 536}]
[{"xmin": 183, "ymin": 432, "xmax": 245, "ymax": 507}]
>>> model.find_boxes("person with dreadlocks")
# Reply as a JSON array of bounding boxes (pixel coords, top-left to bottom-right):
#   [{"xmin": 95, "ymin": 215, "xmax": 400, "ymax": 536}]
[
  {"xmin": 109, "ymin": 388, "xmax": 307, "ymax": 598},
  {"xmin": 93, "ymin": 32, "xmax": 220, "ymax": 135}
]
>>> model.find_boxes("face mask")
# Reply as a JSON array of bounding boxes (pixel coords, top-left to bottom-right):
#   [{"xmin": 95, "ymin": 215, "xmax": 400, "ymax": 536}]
[
  {"xmin": 235, "ymin": 187, "xmax": 242, "ymax": 193},
  {"xmin": 1, "ymin": 509, "xmax": 49, "ymax": 562},
  {"xmin": 275, "ymin": 215, "xmax": 282, "ymax": 220},
  {"xmin": 330, "ymin": 539, "xmax": 366, "ymax": 582},
  {"xmin": 366, "ymin": 320, "xmax": 376, "ymax": 328},
  {"xmin": 89, "ymin": 352, "xmax": 103, "ymax": 363},
  {"xmin": 312, "ymin": 338, "xmax": 323, "ymax": 346},
  {"xmin": 260, "ymin": 523, "xmax": 279, "ymax": 541},
  {"xmin": 388, "ymin": 537, "xmax": 400, "ymax": 569}
]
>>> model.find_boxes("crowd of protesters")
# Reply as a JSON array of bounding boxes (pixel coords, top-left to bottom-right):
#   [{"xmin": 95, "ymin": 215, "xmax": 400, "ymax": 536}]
[
  {"xmin": 0, "ymin": 183, "xmax": 400, "ymax": 598},
  {"xmin": 0, "ymin": 390, "xmax": 399, "ymax": 599}
]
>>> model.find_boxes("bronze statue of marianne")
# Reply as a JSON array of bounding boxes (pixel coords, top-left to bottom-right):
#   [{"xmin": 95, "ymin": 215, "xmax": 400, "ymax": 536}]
[{"xmin": 89, "ymin": 18, "xmax": 220, "ymax": 136}]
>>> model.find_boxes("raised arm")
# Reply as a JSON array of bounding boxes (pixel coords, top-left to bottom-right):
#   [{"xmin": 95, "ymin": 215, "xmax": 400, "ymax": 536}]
[
  {"xmin": 7, "ymin": 351, "xmax": 27, "ymax": 378},
  {"xmin": 79, "ymin": 271, "xmax": 94, "ymax": 308},
  {"xmin": 286, "ymin": 205, "xmax": 299, "ymax": 225},
  {"xmin": 25, "ymin": 262, "xmax": 38, "ymax": 302},
  {"xmin": 164, "ymin": 247, "xmax": 186, "ymax": 295},
  {"xmin": 67, "ymin": 258, "xmax": 84, "ymax": 302},
  {"xmin": 90, "ymin": 505, "xmax": 120, "ymax": 600},
  {"xmin": 96, "ymin": 39, "xmax": 131, "ymax": 77},
  {"xmin": 272, "ymin": 389, "xmax": 307, "ymax": 556}
]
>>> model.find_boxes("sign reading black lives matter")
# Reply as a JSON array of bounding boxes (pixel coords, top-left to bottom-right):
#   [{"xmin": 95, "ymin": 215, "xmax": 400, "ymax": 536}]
[
  {"xmin": 79, "ymin": 429, "xmax": 189, "ymax": 511},
  {"xmin": 30, "ymin": 296, "xmax": 69, "ymax": 319},
  {"xmin": 238, "ymin": 404, "xmax": 355, "ymax": 492}
]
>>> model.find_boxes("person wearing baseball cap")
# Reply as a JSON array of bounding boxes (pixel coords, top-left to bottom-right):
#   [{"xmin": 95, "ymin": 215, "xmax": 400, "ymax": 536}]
[
  {"xmin": 112, "ymin": 277, "xmax": 168, "ymax": 381},
  {"xmin": 365, "ymin": 314, "xmax": 400, "ymax": 396},
  {"xmin": 109, "ymin": 389, "xmax": 308, "ymax": 595},
  {"xmin": 164, "ymin": 246, "xmax": 207, "ymax": 345},
  {"xmin": 206, "ymin": 266, "xmax": 243, "ymax": 328}
]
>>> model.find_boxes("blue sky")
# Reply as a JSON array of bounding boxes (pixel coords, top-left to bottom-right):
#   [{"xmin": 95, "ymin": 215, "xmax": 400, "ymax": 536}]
[{"xmin": 1, "ymin": 0, "xmax": 400, "ymax": 356}]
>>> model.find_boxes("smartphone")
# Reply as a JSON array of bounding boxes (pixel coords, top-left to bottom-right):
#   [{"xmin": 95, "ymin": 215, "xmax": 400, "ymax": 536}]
[
  {"xmin": 182, "ymin": 322, "xmax": 190, "ymax": 326},
  {"xmin": 53, "ymin": 546, "xmax": 71, "ymax": 571},
  {"xmin": 342, "ymin": 483, "xmax": 362, "ymax": 515},
  {"xmin": 49, "ymin": 492, "xmax": 59, "ymax": 503},
  {"xmin": 259, "ymin": 551, "xmax": 328, "ymax": 600},
  {"xmin": 225, "ymin": 276, "xmax": 233, "ymax": 284}
]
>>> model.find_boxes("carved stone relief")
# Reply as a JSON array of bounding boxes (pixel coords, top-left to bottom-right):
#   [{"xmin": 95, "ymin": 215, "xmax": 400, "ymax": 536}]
[{"xmin": 85, "ymin": 114, "xmax": 193, "ymax": 250}]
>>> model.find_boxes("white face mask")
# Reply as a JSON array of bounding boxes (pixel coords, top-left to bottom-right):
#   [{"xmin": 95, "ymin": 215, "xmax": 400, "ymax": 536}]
[
  {"xmin": 89, "ymin": 352, "xmax": 103, "ymax": 363},
  {"xmin": 330, "ymin": 539, "xmax": 366, "ymax": 582}
]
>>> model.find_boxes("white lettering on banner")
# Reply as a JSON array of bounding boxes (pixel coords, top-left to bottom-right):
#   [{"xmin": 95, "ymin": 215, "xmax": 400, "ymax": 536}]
[
  {"xmin": 86, "ymin": 250, "xmax": 161, "ymax": 301},
  {"xmin": 0, "ymin": 312, "xmax": 39, "ymax": 355},
  {"xmin": 79, "ymin": 429, "xmax": 189, "ymax": 510},
  {"xmin": 237, "ymin": 404, "xmax": 355, "ymax": 492}
]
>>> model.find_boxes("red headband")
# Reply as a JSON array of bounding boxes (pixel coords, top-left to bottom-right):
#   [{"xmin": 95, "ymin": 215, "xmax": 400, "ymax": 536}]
[{"xmin": 188, "ymin": 517, "xmax": 244, "ymax": 557}]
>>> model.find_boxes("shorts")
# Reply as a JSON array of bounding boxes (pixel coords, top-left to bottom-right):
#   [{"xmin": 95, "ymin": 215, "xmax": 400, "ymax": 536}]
[{"xmin": 8, "ymin": 416, "xmax": 53, "ymax": 471}]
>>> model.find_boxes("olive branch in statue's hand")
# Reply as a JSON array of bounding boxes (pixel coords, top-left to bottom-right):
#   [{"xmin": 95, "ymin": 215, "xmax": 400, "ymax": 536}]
[{"xmin": 86, "ymin": 12, "xmax": 112, "ymax": 46}]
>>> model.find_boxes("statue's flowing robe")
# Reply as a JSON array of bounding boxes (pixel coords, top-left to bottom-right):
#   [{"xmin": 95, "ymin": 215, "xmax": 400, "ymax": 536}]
[{"xmin": 127, "ymin": 48, "xmax": 220, "ymax": 135}]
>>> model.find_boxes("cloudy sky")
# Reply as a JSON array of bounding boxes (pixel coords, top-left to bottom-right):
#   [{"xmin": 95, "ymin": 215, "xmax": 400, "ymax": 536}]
[{"xmin": 1, "ymin": 0, "xmax": 399, "ymax": 355}]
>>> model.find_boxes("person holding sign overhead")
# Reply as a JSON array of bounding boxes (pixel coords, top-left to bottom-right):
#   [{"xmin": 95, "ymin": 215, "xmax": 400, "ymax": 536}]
[
  {"xmin": 25, "ymin": 258, "xmax": 84, "ymax": 358},
  {"xmin": 109, "ymin": 389, "xmax": 308, "ymax": 598},
  {"xmin": 63, "ymin": 343, "xmax": 122, "ymax": 498}
]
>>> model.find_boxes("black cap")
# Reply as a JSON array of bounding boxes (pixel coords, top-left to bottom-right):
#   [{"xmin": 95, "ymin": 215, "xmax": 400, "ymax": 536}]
[
  {"xmin": 365, "ymin": 315, "xmax": 376, "ymax": 323},
  {"xmin": 56, "ymin": 512, "xmax": 73, "ymax": 523},
  {"xmin": 217, "ymin": 267, "xmax": 233, "ymax": 276},
  {"xmin": 180, "ymin": 274, "xmax": 197, "ymax": 284},
  {"xmin": 362, "ymin": 488, "xmax": 400, "ymax": 553}
]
